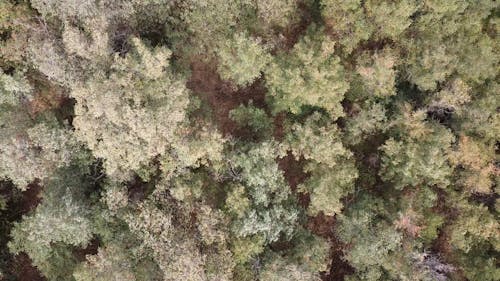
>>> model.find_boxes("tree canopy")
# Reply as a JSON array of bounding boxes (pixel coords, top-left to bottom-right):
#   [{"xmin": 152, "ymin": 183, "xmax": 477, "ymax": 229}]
[{"xmin": 0, "ymin": 1, "xmax": 498, "ymax": 281}]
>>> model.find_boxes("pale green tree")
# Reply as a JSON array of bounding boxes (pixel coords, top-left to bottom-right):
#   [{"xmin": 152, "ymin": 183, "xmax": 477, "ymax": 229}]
[
  {"xmin": 72, "ymin": 37, "xmax": 190, "ymax": 181},
  {"xmin": 216, "ymin": 32, "xmax": 271, "ymax": 87},
  {"xmin": 0, "ymin": 72, "xmax": 80, "ymax": 190},
  {"xmin": 284, "ymin": 112, "xmax": 352, "ymax": 167},
  {"xmin": 253, "ymin": 0, "xmax": 298, "ymax": 29},
  {"xmin": 356, "ymin": 49, "xmax": 398, "ymax": 98},
  {"xmin": 283, "ymin": 113, "xmax": 357, "ymax": 215},
  {"xmin": 8, "ymin": 166, "xmax": 95, "ymax": 280},
  {"xmin": 259, "ymin": 253, "xmax": 322, "ymax": 281},
  {"xmin": 73, "ymin": 243, "xmax": 137, "ymax": 281},
  {"xmin": 300, "ymin": 161, "xmax": 358, "ymax": 216},
  {"xmin": 379, "ymin": 105, "xmax": 455, "ymax": 189},
  {"xmin": 265, "ymin": 28, "xmax": 349, "ymax": 116},
  {"xmin": 448, "ymin": 196, "xmax": 500, "ymax": 281},
  {"xmin": 124, "ymin": 202, "xmax": 207, "ymax": 281},
  {"xmin": 337, "ymin": 196, "xmax": 404, "ymax": 281},
  {"xmin": 344, "ymin": 102, "xmax": 388, "ymax": 145},
  {"xmin": 228, "ymin": 142, "xmax": 299, "ymax": 242},
  {"xmin": 321, "ymin": 0, "xmax": 373, "ymax": 53},
  {"xmin": 365, "ymin": 0, "xmax": 418, "ymax": 39},
  {"xmin": 178, "ymin": 0, "xmax": 252, "ymax": 53},
  {"xmin": 229, "ymin": 102, "xmax": 273, "ymax": 136},
  {"xmin": 288, "ymin": 228, "xmax": 331, "ymax": 273},
  {"xmin": 450, "ymin": 135, "xmax": 497, "ymax": 194}
]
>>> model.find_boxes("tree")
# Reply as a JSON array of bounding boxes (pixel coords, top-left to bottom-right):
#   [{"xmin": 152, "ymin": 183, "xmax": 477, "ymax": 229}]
[
  {"xmin": 0, "ymin": 1, "xmax": 33, "ymax": 66},
  {"xmin": 253, "ymin": 0, "xmax": 299, "ymax": 30},
  {"xmin": 449, "ymin": 135, "xmax": 497, "ymax": 194},
  {"xmin": 344, "ymin": 102, "xmax": 388, "ymax": 145},
  {"xmin": 284, "ymin": 112, "xmax": 352, "ymax": 167},
  {"xmin": 321, "ymin": 0, "xmax": 373, "ymax": 53},
  {"xmin": 287, "ymin": 228, "xmax": 331, "ymax": 273},
  {"xmin": 163, "ymin": 122, "xmax": 226, "ymax": 175},
  {"xmin": 0, "ymin": 71, "xmax": 81, "ymax": 190},
  {"xmin": 177, "ymin": 0, "xmax": 252, "ymax": 54},
  {"xmin": 229, "ymin": 102, "xmax": 273, "ymax": 137},
  {"xmin": 364, "ymin": 0, "xmax": 418, "ymax": 39},
  {"xmin": 448, "ymin": 196, "xmax": 500, "ymax": 281},
  {"xmin": 400, "ymin": 0, "xmax": 497, "ymax": 90},
  {"xmin": 356, "ymin": 49, "xmax": 398, "ymax": 98},
  {"xmin": 265, "ymin": 27, "xmax": 349, "ymax": 116},
  {"xmin": 124, "ymin": 202, "xmax": 208, "ymax": 281},
  {"xmin": 72, "ymin": 37, "xmax": 190, "ymax": 181},
  {"xmin": 337, "ymin": 196, "xmax": 403, "ymax": 281},
  {"xmin": 449, "ymin": 198, "xmax": 499, "ymax": 254},
  {"xmin": 283, "ymin": 112, "xmax": 358, "ymax": 215},
  {"xmin": 73, "ymin": 243, "xmax": 137, "ymax": 281},
  {"xmin": 455, "ymin": 81, "xmax": 499, "ymax": 144},
  {"xmin": 8, "ymin": 165, "xmax": 95, "ymax": 280},
  {"xmin": 428, "ymin": 78, "xmax": 471, "ymax": 113},
  {"xmin": 379, "ymin": 104, "xmax": 455, "ymax": 190},
  {"xmin": 216, "ymin": 32, "xmax": 271, "ymax": 87},
  {"xmin": 300, "ymin": 161, "xmax": 358, "ymax": 216},
  {"xmin": 227, "ymin": 142, "xmax": 299, "ymax": 243},
  {"xmin": 259, "ymin": 253, "xmax": 322, "ymax": 281}
]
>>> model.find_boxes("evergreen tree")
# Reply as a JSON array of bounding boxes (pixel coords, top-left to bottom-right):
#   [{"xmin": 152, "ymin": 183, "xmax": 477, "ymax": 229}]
[
  {"xmin": 72, "ymin": 37, "xmax": 190, "ymax": 181},
  {"xmin": 265, "ymin": 27, "xmax": 349, "ymax": 116}
]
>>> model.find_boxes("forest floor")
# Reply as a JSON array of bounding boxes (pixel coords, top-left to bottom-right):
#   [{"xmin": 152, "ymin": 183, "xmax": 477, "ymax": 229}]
[
  {"xmin": 9, "ymin": 253, "xmax": 45, "ymax": 281},
  {"xmin": 187, "ymin": 57, "xmax": 268, "ymax": 139}
]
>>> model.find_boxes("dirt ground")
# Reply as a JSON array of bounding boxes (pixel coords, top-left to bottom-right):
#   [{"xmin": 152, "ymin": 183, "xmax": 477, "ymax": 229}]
[
  {"xmin": 9, "ymin": 253, "xmax": 45, "ymax": 281},
  {"xmin": 187, "ymin": 58, "xmax": 268, "ymax": 139}
]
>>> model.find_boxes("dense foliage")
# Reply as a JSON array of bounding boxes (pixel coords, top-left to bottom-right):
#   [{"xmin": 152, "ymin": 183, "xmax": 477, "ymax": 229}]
[{"xmin": 0, "ymin": 1, "xmax": 498, "ymax": 281}]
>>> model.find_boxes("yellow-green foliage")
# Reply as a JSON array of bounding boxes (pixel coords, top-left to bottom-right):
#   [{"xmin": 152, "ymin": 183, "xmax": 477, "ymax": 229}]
[
  {"xmin": 73, "ymin": 243, "xmax": 137, "ymax": 281},
  {"xmin": 72, "ymin": 38, "xmax": 190, "ymax": 181},
  {"xmin": 217, "ymin": 32, "xmax": 271, "ymax": 86},
  {"xmin": 228, "ymin": 142, "xmax": 299, "ymax": 243},
  {"xmin": 380, "ymin": 105, "xmax": 455, "ymax": 189},
  {"xmin": 0, "ymin": 72, "xmax": 80, "ymax": 189},
  {"xmin": 265, "ymin": 28, "xmax": 349, "ymax": 116},
  {"xmin": 321, "ymin": 0, "xmax": 373, "ymax": 53}
]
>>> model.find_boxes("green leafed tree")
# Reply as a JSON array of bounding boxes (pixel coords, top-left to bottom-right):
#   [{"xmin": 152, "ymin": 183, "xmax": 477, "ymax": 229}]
[
  {"xmin": 265, "ymin": 27, "xmax": 349, "ymax": 116},
  {"xmin": 8, "ymin": 166, "xmax": 95, "ymax": 280},
  {"xmin": 217, "ymin": 32, "xmax": 271, "ymax": 87},
  {"xmin": 337, "ymin": 196, "xmax": 402, "ymax": 281},
  {"xmin": 447, "ymin": 196, "xmax": 500, "ymax": 281},
  {"xmin": 259, "ymin": 253, "xmax": 322, "ymax": 281},
  {"xmin": 73, "ymin": 243, "xmax": 137, "ymax": 281},
  {"xmin": 300, "ymin": 161, "xmax": 358, "ymax": 216},
  {"xmin": 253, "ymin": 0, "xmax": 299, "ymax": 30},
  {"xmin": 379, "ymin": 105, "xmax": 455, "ymax": 190},
  {"xmin": 227, "ymin": 142, "xmax": 299, "ymax": 243},
  {"xmin": 72, "ymin": 37, "xmax": 190, "ymax": 181},
  {"xmin": 321, "ymin": 0, "xmax": 373, "ymax": 53},
  {"xmin": 364, "ymin": 0, "xmax": 418, "ymax": 39},
  {"xmin": 283, "ymin": 112, "xmax": 358, "ymax": 215},
  {"xmin": 0, "ymin": 71, "xmax": 81, "ymax": 190},
  {"xmin": 344, "ymin": 102, "xmax": 388, "ymax": 145},
  {"xmin": 229, "ymin": 102, "xmax": 273, "ymax": 137},
  {"xmin": 177, "ymin": 0, "xmax": 252, "ymax": 54},
  {"xmin": 356, "ymin": 49, "xmax": 398, "ymax": 99}
]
